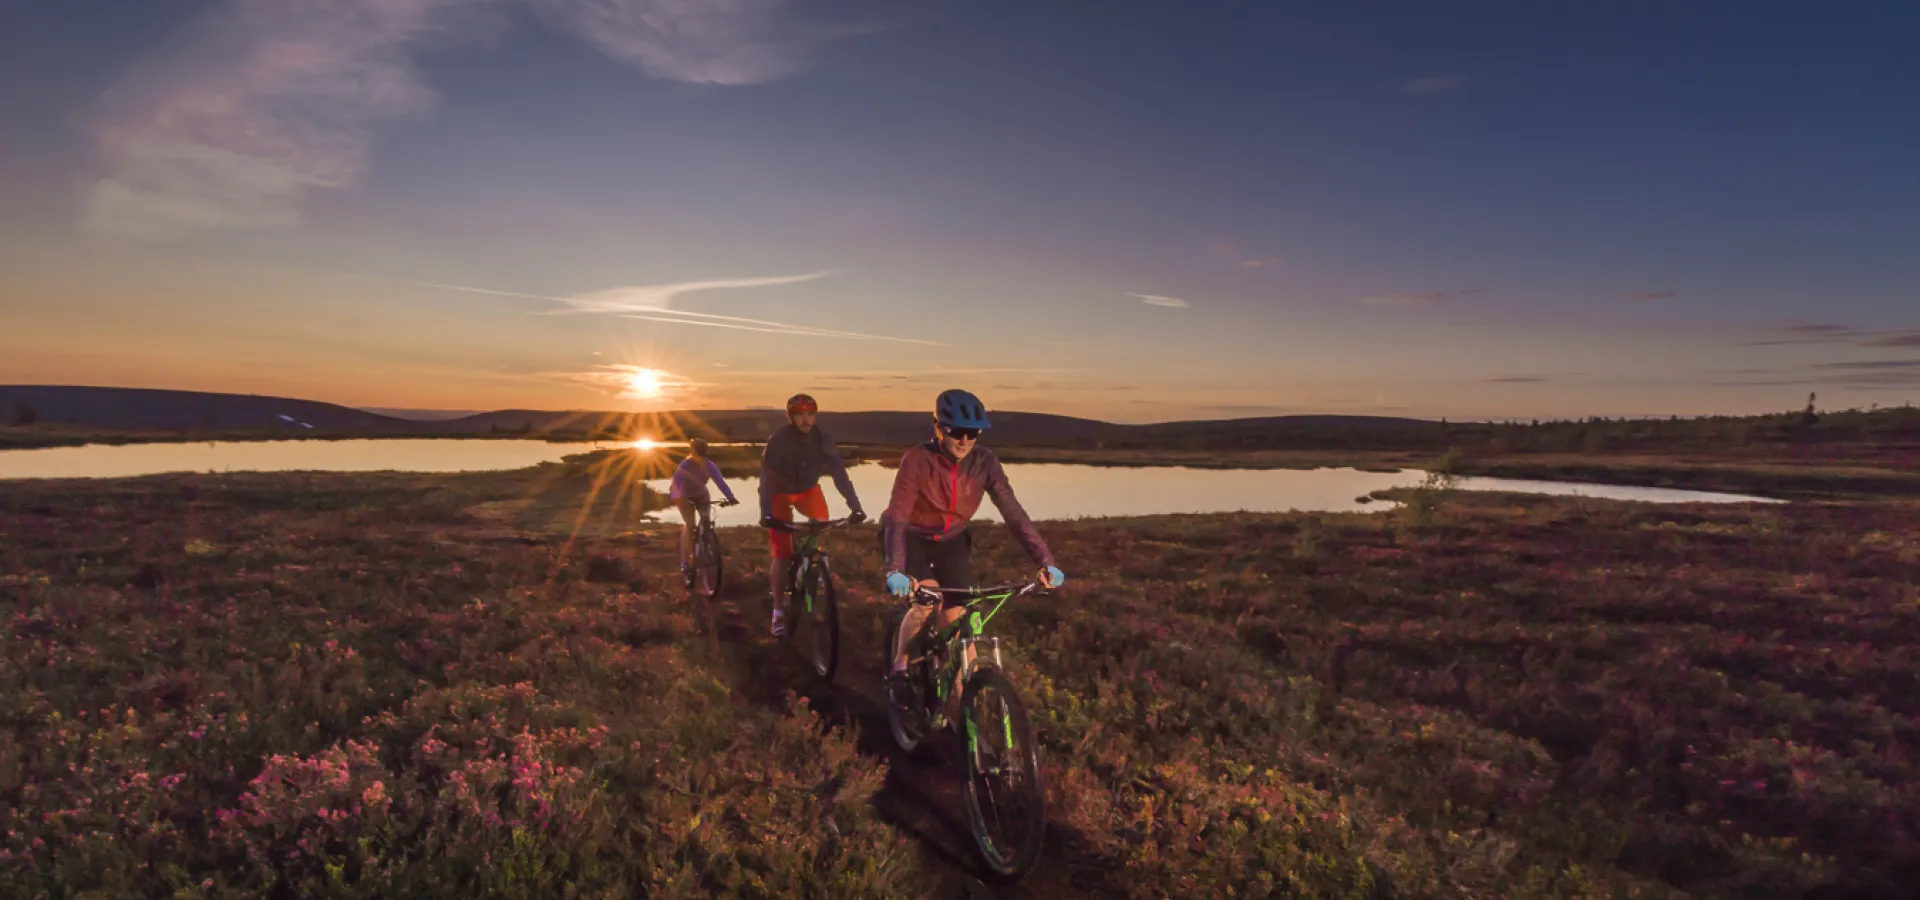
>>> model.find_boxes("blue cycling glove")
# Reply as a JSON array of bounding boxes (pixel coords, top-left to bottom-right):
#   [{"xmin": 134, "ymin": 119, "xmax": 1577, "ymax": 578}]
[
  {"xmin": 1043, "ymin": 566, "xmax": 1065, "ymax": 588},
  {"xmin": 886, "ymin": 572, "xmax": 913, "ymax": 597}
]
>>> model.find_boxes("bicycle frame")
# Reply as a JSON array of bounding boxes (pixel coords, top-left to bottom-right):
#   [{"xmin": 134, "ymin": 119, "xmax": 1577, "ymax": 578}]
[
  {"xmin": 774, "ymin": 516, "xmax": 856, "ymax": 568},
  {"xmin": 772, "ymin": 515, "xmax": 858, "ymax": 613},
  {"xmin": 909, "ymin": 580, "xmax": 1043, "ymax": 706}
]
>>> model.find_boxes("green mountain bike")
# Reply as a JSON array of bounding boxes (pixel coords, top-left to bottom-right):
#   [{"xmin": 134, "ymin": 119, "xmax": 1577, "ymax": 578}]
[
  {"xmin": 885, "ymin": 578, "xmax": 1049, "ymax": 881},
  {"xmin": 684, "ymin": 497, "xmax": 738, "ymax": 599},
  {"xmin": 769, "ymin": 513, "xmax": 860, "ymax": 682}
]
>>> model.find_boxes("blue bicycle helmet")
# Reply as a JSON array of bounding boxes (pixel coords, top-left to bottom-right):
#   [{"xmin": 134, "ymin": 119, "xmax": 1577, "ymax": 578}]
[{"xmin": 935, "ymin": 389, "xmax": 991, "ymax": 430}]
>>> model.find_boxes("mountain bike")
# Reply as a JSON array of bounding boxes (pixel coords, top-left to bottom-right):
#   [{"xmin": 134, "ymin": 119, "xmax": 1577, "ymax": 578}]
[
  {"xmin": 684, "ymin": 497, "xmax": 738, "ymax": 598},
  {"xmin": 768, "ymin": 513, "xmax": 861, "ymax": 682},
  {"xmin": 884, "ymin": 578, "xmax": 1049, "ymax": 880}
]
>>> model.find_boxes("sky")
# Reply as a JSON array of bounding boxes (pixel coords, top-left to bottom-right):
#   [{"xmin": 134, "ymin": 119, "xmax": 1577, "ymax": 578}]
[{"xmin": 1, "ymin": 0, "xmax": 1916, "ymax": 424}]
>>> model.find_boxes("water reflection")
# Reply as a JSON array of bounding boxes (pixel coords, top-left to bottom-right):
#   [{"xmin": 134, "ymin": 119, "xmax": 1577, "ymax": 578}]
[
  {"xmin": 643, "ymin": 462, "xmax": 1779, "ymax": 527},
  {"xmin": 0, "ymin": 440, "xmax": 1781, "ymax": 516}
]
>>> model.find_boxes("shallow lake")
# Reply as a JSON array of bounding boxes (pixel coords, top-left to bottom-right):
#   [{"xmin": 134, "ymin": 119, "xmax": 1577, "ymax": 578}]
[
  {"xmin": 0, "ymin": 439, "xmax": 1781, "ymax": 519},
  {"xmin": 640, "ymin": 462, "xmax": 1779, "ymax": 526}
]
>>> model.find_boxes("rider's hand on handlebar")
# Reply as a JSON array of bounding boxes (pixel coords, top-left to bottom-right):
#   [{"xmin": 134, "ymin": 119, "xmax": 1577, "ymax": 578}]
[
  {"xmin": 885, "ymin": 572, "xmax": 913, "ymax": 598},
  {"xmin": 846, "ymin": 510, "xmax": 867, "ymax": 525},
  {"xmin": 1040, "ymin": 566, "xmax": 1065, "ymax": 589},
  {"xmin": 758, "ymin": 515, "xmax": 784, "ymax": 530}
]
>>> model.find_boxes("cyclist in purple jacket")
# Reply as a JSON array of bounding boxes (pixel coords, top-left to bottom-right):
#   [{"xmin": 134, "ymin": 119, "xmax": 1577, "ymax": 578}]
[{"xmin": 670, "ymin": 438, "xmax": 737, "ymax": 587}]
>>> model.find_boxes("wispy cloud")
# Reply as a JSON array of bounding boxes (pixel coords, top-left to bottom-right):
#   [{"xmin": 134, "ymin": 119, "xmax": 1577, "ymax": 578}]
[
  {"xmin": 416, "ymin": 278, "xmax": 942, "ymax": 345},
  {"xmin": 84, "ymin": 0, "xmax": 848, "ymax": 240},
  {"xmin": 1858, "ymin": 331, "xmax": 1920, "ymax": 348},
  {"xmin": 1482, "ymin": 370, "xmax": 1588, "ymax": 384},
  {"xmin": 1404, "ymin": 75, "xmax": 1468, "ymax": 95},
  {"xmin": 1708, "ymin": 359, "xmax": 1920, "ymax": 389},
  {"xmin": 1810, "ymin": 360, "xmax": 1920, "ymax": 370},
  {"xmin": 530, "ymin": 0, "xmax": 846, "ymax": 86},
  {"xmin": 84, "ymin": 0, "xmax": 471, "ymax": 239},
  {"xmin": 1737, "ymin": 322, "xmax": 1920, "ymax": 348},
  {"xmin": 1752, "ymin": 322, "xmax": 1856, "ymax": 344},
  {"xmin": 1239, "ymin": 256, "xmax": 1282, "ymax": 269},
  {"xmin": 1129, "ymin": 293, "xmax": 1191, "ymax": 308},
  {"xmin": 545, "ymin": 271, "xmax": 838, "ymax": 313},
  {"xmin": 1359, "ymin": 289, "xmax": 1481, "ymax": 308},
  {"xmin": 1627, "ymin": 291, "xmax": 1676, "ymax": 301}
]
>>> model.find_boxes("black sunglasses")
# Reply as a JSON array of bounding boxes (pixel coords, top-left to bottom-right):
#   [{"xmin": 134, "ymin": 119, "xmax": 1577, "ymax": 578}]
[{"xmin": 940, "ymin": 425, "xmax": 981, "ymax": 441}]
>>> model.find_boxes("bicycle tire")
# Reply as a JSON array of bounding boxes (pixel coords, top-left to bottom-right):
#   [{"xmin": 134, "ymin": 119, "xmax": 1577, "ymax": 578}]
[
  {"xmin": 693, "ymin": 526, "xmax": 723, "ymax": 598},
  {"xmin": 800, "ymin": 558, "xmax": 839, "ymax": 681},
  {"xmin": 958, "ymin": 666, "xmax": 1046, "ymax": 881},
  {"xmin": 884, "ymin": 606, "xmax": 935, "ymax": 756}
]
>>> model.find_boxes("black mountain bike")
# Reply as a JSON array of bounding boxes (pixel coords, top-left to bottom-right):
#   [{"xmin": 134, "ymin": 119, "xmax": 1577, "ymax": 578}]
[
  {"xmin": 768, "ymin": 513, "xmax": 861, "ymax": 682},
  {"xmin": 884, "ymin": 578, "xmax": 1049, "ymax": 880},
  {"xmin": 684, "ymin": 497, "xmax": 738, "ymax": 598}
]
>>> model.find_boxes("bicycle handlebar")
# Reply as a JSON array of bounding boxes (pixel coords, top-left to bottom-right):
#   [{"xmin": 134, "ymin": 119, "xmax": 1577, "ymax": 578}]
[
  {"xmin": 688, "ymin": 498, "xmax": 740, "ymax": 509},
  {"xmin": 911, "ymin": 578, "xmax": 1046, "ymax": 603},
  {"xmin": 765, "ymin": 512, "xmax": 865, "ymax": 532}
]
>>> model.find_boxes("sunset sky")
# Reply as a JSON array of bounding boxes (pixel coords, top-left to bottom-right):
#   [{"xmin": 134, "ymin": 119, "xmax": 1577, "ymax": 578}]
[{"xmin": 2, "ymin": 1, "xmax": 1916, "ymax": 423}]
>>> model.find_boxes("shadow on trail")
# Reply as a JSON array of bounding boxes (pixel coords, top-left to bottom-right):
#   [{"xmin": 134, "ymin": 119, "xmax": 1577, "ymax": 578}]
[{"xmin": 693, "ymin": 590, "xmax": 1125, "ymax": 900}]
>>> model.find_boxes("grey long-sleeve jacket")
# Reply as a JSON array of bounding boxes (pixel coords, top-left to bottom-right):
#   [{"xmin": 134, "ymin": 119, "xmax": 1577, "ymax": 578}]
[{"xmin": 758, "ymin": 423, "xmax": 863, "ymax": 518}]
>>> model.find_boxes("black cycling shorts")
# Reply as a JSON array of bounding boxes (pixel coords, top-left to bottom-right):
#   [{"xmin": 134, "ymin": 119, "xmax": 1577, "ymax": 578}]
[{"xmin": 879, "ymin": 528, "xmax": 974, "ymax": 592}]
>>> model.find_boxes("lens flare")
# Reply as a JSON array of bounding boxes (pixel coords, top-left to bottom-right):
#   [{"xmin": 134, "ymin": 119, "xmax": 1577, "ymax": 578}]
[{"xmin": 627, "ymin": 368, "xmax": 664, "ymax": 398}]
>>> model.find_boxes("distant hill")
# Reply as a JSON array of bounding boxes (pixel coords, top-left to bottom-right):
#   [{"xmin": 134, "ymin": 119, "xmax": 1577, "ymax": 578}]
[
  {"xmin": 412, "ymin": 408, "xmax": 1135, "ymax": 445},
  {"xmin": 0, "ymin": 385, "xmax": 1444, "ymax": 448},
  {"xmin": 358, "ymin": 407, "xmax": 486, "ymax": 422},
  {"xmin": 0, "ymin": 386, "xmax": 419, "ymax": 432}
]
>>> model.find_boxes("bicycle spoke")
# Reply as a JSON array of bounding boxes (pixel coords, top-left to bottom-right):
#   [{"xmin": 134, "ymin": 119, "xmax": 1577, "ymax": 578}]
[{"xmin": 961, "ymin": 670, "xmax": 1044, "ymax": 878}]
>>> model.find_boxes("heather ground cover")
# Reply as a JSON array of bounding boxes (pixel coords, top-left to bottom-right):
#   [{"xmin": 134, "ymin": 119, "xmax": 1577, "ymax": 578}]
[{"xmin": 2, "ymin": 460, "xmax": 1915, "ymax": 898}]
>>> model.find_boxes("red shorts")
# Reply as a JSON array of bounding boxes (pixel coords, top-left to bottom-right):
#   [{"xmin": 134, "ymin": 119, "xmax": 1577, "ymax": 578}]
[{"xmin": 766, "ymin": 485, "xmax": 829, "ymax": 559}]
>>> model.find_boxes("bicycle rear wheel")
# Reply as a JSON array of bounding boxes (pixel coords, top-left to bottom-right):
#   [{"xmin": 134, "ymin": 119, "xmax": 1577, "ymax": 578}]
[
  {"xmin": 958, "ymin": 666, "xmax": 1046, "ymax": 881},
  {"xmin": 693, "ymin": 526, "xmax": 723, "ymax": 598},
  {"xmin": 884, "ymin": 605, "xmax": 933, "ymax": 756},
  {"xmin": 796, "ymin": 559, "xmax": 839, "ymax": 681}
]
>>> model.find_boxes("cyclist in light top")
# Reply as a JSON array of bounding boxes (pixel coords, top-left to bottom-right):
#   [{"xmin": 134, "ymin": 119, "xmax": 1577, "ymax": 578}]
[
  {"xmin": 759, "ymin": 393, "xmax": 866, "ymax": 636},
  {"xmin": 881, "ymin": 389, "xmax": 1064, "ymax": 674},
  {"xmin": 670, "ymin": 437, "xmax": 737, "ymax": 587}
]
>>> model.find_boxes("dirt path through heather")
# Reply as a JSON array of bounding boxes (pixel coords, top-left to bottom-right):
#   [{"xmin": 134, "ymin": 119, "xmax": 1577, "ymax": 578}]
[{"xmin": 682, "ymin": 584, "xmax": 1122, "ymax": 900}]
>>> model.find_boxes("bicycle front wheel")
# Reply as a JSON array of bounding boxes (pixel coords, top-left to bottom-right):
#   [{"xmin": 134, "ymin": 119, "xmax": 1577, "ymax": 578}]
[
  {"xmin": 797, "ymin": 559, "xmax": 839, "ymax": 681},
  {"xmin": 958, "ymin": 666, "xmax": 1046, "ymax": 881},
  {"xmin": 693, "ymin": 527, "xmax": 723, "ymax": 598}
]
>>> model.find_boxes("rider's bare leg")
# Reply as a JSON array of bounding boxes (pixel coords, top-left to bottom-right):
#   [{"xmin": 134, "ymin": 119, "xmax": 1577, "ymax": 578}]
[{"xmin": 675, "ymin": 500, "xmax": 696, "ymax": 568}]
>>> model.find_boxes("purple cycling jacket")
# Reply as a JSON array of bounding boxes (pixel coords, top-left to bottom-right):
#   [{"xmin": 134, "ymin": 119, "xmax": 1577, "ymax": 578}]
[
  {"xmin": 880, "ymin": 441, "xmax": 1056, "ymax": 574},
  {"xmin": 669, "ymin": 457, "xmax": 736, "ymax": 503}
]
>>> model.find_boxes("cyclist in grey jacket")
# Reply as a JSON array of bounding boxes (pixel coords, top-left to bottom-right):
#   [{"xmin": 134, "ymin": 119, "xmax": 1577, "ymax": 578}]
[{"xmin": 758, "ymin": 393, "xmax": 865, "ymax": 636}]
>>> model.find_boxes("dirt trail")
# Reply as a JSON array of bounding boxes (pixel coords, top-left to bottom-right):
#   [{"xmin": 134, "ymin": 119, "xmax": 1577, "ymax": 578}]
[
  {"xmin": 495, "ymin": 505, "xmax": 1121, "ymax": 896},
  {"xmin": 683, "ymin": 587, "xmax": 1122, "ymax": 900}
]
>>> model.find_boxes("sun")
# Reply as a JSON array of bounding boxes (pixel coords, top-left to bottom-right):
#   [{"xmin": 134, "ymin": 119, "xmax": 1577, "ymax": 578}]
[
  {"xmin": 626, "ymin": 368, "xmax": 664, "ymax": 398},
  {"xmin": 632, "ymin": 438, "xmax": 657, "ymax": 451}
]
